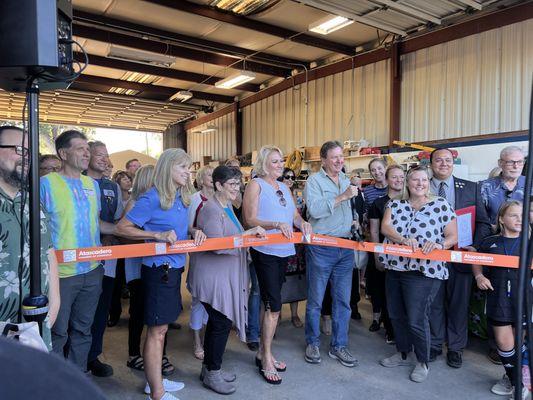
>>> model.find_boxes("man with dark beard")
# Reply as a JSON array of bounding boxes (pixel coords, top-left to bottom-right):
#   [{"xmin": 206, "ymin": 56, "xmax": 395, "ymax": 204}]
[{"xmin": 0, "ymin": 125, "xmax": 60, "ymax": 350}]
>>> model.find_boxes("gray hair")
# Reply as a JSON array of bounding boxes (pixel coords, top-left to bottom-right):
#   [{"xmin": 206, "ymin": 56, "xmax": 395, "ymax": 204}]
[
  {"xmin": 500, "ymin": 145, "xmax": 524, "ymax": 160},
  {"xmin": 88, "ymin": 140, "xmax": 107, "ymax": 152}
]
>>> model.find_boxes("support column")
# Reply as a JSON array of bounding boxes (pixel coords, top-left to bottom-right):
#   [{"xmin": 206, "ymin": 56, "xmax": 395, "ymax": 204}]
[
  {"xmin": 389, "ymin": 43, "xmax": 401, "ymax": 146},
  {"xmin": 234, "ymin": 102, "xmax": 242, "ymax": 156}
]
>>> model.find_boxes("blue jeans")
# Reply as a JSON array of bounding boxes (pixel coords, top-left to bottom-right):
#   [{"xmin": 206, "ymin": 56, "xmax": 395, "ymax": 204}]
[
  {"xmin": 246, "ymin": 262, "xmax": 261, "ymax": 343},
  {"xmin": 305, "ymin": 245, "xmax": 354, "ymax": 349},
  {"xmin": 386, "ymin": 270, "xmax": 442, "ymax": 363}
]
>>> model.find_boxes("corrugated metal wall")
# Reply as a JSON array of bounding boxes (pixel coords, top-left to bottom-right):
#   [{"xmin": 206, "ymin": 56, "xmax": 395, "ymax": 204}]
[
  {"xmin": 401, "ymin": 19, "xmax": 533, "ymax": 142},
  {"xmin": 186, "ymin": 112, "xmax": 236, "ymax": 163},
  {"xmin": 242, "ymin": 59, "xmax": 391, "ymax": 154}
]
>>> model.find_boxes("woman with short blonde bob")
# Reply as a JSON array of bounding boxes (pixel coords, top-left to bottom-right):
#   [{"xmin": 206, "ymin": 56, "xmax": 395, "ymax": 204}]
[
  {"xmin": 243, "ymin": 145, "xmax": 312, "ymax": 385},
  {"xmin": 117, "ymin": 149, "xmax": 206, "ymax": 400},
  {"xmin": 379, "ymin": 166, "xmax": 457, "ymax": 384}
]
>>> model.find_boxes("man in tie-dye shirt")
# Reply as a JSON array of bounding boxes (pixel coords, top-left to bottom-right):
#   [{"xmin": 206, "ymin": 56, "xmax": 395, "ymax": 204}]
[{"xmin": 40, "ymin": 130, "xmax": 115, "ymax": 372}]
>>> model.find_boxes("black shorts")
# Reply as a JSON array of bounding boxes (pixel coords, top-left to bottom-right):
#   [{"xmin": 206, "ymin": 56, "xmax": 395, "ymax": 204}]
[
  {"xmin": 141, "ymin": 264, "xmax": 183, "ymax": 327},
  {"xmin": 250, "ymin": 248, "xmax": 289, "ymax": 313}
]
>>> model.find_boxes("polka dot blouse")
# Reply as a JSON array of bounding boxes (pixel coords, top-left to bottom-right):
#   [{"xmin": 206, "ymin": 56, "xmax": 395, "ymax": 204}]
[{"xmin": 378, "ymin": 197, "xmax": 456, "ymax": 280}]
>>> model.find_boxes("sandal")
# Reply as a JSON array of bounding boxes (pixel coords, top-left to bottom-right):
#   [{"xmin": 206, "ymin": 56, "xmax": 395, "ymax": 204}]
[
  {"xmin": 291, "ymin": 316, "xmax": 303, "ymax": 328},
  {"xmin": 259, "ymin": 368, "xmax": 282, "ymax": 385},
  {"xmin": 126, "ymin": 355, "xmax": 144, "ymax": 371},
  {"xmin": 161, "ymin": 356, "xmax": 175, "ymax": 376},
  {"xmin": 255, "ymin": 357, "xmax": 287, "ymax": 372},
  {"xmin": 194, "ymin": 346, "xmax": 205, "ymax": 360}
]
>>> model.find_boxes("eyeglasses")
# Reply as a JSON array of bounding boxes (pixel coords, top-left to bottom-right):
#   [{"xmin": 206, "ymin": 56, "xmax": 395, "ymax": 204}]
[
  {"xmin": 161, "ymin": 263, "xmax": 170, "ymax": 283},
  {"xmin": 224, "ymin": 181, "xmax": 241, "ymax": 188},
  {"xmin": 0, "ymin": 145, "xmax": 29, "ymax": 157},
  {"xmin": 501, "ymin": 160, "xmax": 524, "ymax": 167},
  {"xmin": 276, "ymin": 189, "xmax": 287, "ymax": 207},
  {"xmin": 283, "ymin": 175, "xmax": 296, "ymax": 181}
]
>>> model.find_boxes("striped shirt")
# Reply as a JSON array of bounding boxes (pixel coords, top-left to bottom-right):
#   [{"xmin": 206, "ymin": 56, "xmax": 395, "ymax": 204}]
[
  {"xmin": 40, "ymin": 172, "xmax": 101, "ymax": 278},
  {"xmin": 363, "ymin": 184, "xmax": 388, "ymax": 214}
]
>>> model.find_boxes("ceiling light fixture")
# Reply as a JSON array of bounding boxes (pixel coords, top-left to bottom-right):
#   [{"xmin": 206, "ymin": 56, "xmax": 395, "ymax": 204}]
[
  {"xmin": 169, "ymin": 90, "xmax": 193, "ymax": 102},
  {"xmin": 215, "ymin": 70, "xmax": 256, "ymax": 89},
  {"xmin": 201, "ymin": 124, "xmax": 218, "ymax": 134},
  {"xmin": 309, "ymin": 15, "xmax": 354, "ymax": 35}
]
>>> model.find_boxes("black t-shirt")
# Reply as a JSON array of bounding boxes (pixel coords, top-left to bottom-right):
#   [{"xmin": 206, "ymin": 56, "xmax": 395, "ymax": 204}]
[
  {"xmin": 368, "ymin": 195, "xmax": 390, "ymax": 242},
  {"xmin": 478, "ymin": 234, "xmax": 521, "ymax": 322}
]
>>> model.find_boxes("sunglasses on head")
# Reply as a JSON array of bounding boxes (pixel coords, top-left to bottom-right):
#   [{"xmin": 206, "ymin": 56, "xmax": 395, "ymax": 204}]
[{"xmin": 276, "ymin": 189, "xmax": 287, "ymax": 207}]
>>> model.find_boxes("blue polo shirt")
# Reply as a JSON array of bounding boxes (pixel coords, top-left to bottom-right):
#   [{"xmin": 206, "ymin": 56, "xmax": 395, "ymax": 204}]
[
  {"xmin": 479, "ymin": 175, "xmax": 525, "ymax": 223},
  {"xmin": 126, "ymin": 187, "xmax": 188, "ymax": 269}
]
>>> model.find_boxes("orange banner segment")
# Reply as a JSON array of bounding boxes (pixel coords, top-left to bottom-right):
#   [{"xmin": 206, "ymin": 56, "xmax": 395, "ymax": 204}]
[{"xmin": 55, "ymin": 233, "xmax": 528, "ymax": 269}]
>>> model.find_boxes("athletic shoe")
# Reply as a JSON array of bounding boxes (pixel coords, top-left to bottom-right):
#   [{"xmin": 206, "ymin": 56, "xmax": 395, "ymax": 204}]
[
  {"xmin": 410, "ymin": 362, "xmax": 429, "ymax": 383},
  {"xmin": 328, "ymin": 347, "xmax": 358, "ymax": 367},
  {"xmin": 305, "ymin": 344, "xmax": 321, "ymax": 364},
  {"xmin": 144, "ymin": 379, "xmax": 185, "ymax": 395},
  {"xmin": 380, "ymin": 352, "xmax": 413, "ymax": 368},
  {"xmin": 491, "ymin": 374, "xmax": 513, "ymax": 396}
]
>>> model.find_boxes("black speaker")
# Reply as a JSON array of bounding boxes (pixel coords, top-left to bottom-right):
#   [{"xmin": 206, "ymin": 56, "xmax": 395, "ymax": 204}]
[{"xmin": 0, "ymin": 0, "xmax": 73, "ymax": 92}]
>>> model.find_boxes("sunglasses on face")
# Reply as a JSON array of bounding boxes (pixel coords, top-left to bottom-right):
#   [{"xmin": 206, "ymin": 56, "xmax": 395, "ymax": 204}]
[
  {"xmin": 283, "ymin": 175, "xmax": 296, "ymax": 181},
  {"xmin": 276, "ymin": 189, "xmax": 287, "ymax": 207}
]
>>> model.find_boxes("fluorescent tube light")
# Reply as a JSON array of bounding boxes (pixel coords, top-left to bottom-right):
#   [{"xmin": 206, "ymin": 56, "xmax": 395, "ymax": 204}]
[
  {"xmin": 169, "ymin": 90, "xmax": 193, "ymax": 102},
  {"xmin": 215, "ymin": 70, "xmax": 256, "ymax": 89},
  {"xmin": 201, "ymin": 124, "xmax": 218, "ymax": 134},
  {"xmin": 309, "ymin": 15, "xmax": 353, "ymax": 35}
]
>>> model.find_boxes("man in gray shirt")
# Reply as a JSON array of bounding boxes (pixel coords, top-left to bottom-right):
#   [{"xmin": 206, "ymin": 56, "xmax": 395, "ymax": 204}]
[{"xmin": 303, "ymin": 140, "xmax": 358, "ymax": 368}]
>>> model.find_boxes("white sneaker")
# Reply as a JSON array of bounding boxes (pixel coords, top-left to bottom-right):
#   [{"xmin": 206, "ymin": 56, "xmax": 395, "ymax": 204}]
[
  {"xmin": 144, "ymin": 379, "xmax": 185, "ymax": 395},
  {"xmin": 147, "ymin": 392, "xmax": 180, "ymax": 400},
  {"xmin": 492, "ymin": 374, "xmax": 513, "ymax": 396},
  {"xmin": 508, "ymin": 386, "xmax": 531, "ymax": 400}
]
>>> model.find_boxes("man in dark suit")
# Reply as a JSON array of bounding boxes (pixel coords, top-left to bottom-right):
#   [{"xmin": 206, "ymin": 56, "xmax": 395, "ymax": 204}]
[{"xmin": 428, "ymin": 148, "xmax": 478, "ymax": 368}]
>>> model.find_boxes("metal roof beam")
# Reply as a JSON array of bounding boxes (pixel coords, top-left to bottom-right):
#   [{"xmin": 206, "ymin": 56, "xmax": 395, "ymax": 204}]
[
  {"xmin": 74, "ymin": 74, "xmax": 236, "ymax": 103},
  {"xmin": 73, "ymin": 24, "xmax": 292, "ymax": 78},
  {"xmin": 74, "ymin": 52, "xmax": 260, "ymax": 92},
  {"xmin": 143, "ymin": 0, "xmax": 356, "ymax": 55}
]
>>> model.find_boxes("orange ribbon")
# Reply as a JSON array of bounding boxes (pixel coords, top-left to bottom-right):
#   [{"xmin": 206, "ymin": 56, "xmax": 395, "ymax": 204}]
[{"xmin": 55, "ymin": 233, "xmax": 526, "ymax": 269}]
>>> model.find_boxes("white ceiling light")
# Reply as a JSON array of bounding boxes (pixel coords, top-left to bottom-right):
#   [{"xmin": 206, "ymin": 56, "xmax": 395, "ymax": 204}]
[
  {"xmin": 169, "ymin": 90, "xmax": 193, "ymax": 102},
  {"xmin": 201, "ymin": 124, "xmax": 218, "ymax": 134},
  {"xmin": 215, "ymin": 70, "xmax": 256, "ymax": 89},
  {"xmin": 107, "ymin": 45, "xmax": 176, "ymax": 67},
  {"xmin": 309, "ymin": 15, "xmax": 353, "ymax": 35}
]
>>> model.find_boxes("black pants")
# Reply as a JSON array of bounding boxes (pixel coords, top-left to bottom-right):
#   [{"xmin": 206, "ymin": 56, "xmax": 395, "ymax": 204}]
[
  {"xmin": 128, "ymin": 278, "xmax": 168, "ymax": 357},
  {"xmin": 88, "ymin": 275, "xmax": 115, "ymax": 363},
  {"xmin": 202, "ymin": 302, "xmax": 232, "ymax": 371},
  {"xmin": 386, "ymin": 271, "xmax": 442, "ymax": 363},
  {"xmin": 321, "ymin": 269, "xmax": 360, "ymax": 316},
  {"xmin": 367, "ymin": 264, "xmax": 394, "ymax": 336},
  {"xmin": 109, "ymin": 258, "xmax": 125, "ymax": 323},
  {"xmin": 430, "ymin": 265, "xmax": 473, "ymax": 352}
]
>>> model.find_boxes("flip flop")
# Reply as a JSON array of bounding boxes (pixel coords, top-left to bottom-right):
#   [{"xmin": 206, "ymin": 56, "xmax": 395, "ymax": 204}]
[
  {"xmin": 255, "ymin": 357, "xmax": 287, "ymax": 372},
  {"xmin": 126, "ymin": 355, "xmax": 144, "ymax": 371},
  {"xmin": 291, "ymin": 316, "xmax": 303, "ymax": 328},
  {"xmin": 259, "ymin": 368, "xmax": 282, "ymax": 385},
  {"xmin": 161, "ymin": 356, "xmax": 175, "ymax": 376}
]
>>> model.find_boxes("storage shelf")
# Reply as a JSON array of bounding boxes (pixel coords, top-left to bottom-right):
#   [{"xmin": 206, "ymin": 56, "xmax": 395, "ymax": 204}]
[{"xmin": 304, "ymin": 154, "xmax": 379, "ymax": 163}]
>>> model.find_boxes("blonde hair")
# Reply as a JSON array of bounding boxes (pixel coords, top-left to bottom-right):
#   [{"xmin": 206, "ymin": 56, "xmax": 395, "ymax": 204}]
[
  {"xmin": 131, "ymin": 165, "xmax": 154, "ymax": 201},
  {"xmin": 488, "ymin": 166, "xmax": 502, "ymax": 179},
  {"xmin": 253, "ymin": 145, "xmax": 283, "ymax": 177},
  {"xmin": 153, "ymin": 148, "xmax": 192, "ymax": 209},
  {"xmin": 495, "ymin": 200, "xmax": 523, "ymax": 235},
  {"xmin": 401, "ymin": 166, "xmax": 436, "ymax": 201},
  {"xmin": 195, "ymin": 165, "xmax": 213, "ymax": 190}
]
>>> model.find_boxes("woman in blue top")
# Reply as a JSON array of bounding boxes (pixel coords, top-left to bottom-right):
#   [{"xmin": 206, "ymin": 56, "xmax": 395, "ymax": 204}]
[
  {"xmin": 243, "ymin": 145, "xmax": 312, "ymax": 385},
  {"xmin": 117, "ymin": 148, "xmax": 206, "ymax": 400}
]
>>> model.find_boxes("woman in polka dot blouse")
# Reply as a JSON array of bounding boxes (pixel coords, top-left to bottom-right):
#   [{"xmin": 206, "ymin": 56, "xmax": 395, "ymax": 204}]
[{"xmin": 378, "ymin": 166, "xmax": 457, "ymax": 383}]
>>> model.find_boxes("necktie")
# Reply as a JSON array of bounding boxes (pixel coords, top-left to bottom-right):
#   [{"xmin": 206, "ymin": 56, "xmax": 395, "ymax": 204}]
[{"xmin": 438, "ymin": 182, "xmax": 446, "ymax": 199}]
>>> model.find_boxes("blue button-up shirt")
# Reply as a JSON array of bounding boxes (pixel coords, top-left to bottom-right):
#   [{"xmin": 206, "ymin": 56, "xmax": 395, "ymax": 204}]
[
  {"xmin": 304, "ymin": 168, "xmax": 352, "ymax": 238},
  {"xmin": 479, "ymin": 175, "xmax": 525, "ymax": 224}
]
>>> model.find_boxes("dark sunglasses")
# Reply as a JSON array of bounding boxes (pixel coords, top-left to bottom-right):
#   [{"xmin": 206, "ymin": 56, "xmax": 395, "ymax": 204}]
[
  {"xmin": 161, "ymin": 263, "xmax": 170, "ymax": 283},
  {"xmin": 276, "ymin": 189, "xmax": 287, "ymax": 207},
  {"xmin": 283, "ymin": 175, "xmax": 296, "ymax": 181}
]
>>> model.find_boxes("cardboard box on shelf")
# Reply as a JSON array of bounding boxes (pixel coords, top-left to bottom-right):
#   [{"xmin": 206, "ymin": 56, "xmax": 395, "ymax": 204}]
[{"xmin": 304, "ymin": 146, "xmax": 321, "ymax": 160}]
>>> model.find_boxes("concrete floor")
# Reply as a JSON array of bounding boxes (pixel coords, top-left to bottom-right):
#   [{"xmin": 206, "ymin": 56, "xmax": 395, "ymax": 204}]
[{"xmin": 92, "ymin": 292, "xmax": 503, "ymax": 400}]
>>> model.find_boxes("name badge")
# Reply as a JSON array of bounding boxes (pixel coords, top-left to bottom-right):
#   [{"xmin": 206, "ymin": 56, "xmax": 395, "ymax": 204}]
[{"xmin": 103, "ymin": 189, "xmax": 115, "ymax": 197}]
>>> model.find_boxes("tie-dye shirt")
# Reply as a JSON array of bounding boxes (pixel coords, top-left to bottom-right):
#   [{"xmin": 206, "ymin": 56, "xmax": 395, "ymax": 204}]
[{"xmin": 40, "ymin": 172, "xmax": 101, "ymax": 278}]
